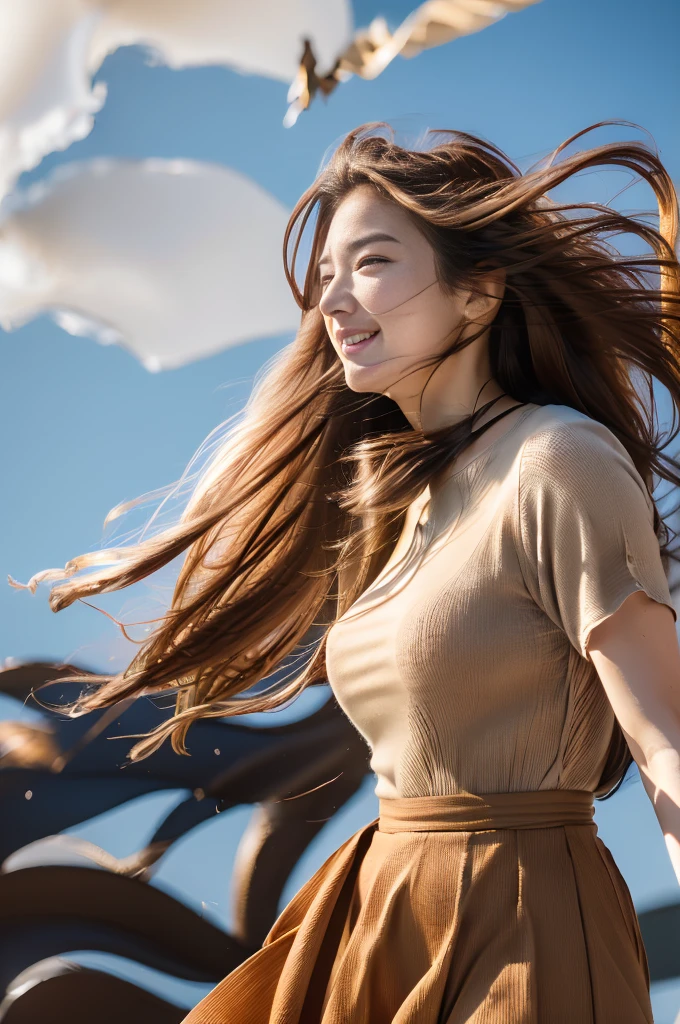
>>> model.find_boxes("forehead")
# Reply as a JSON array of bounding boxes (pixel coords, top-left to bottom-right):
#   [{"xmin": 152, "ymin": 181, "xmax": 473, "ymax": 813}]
[{"xmin": 318, "ymin": 186, "xmax": 415, "ymax": 261}]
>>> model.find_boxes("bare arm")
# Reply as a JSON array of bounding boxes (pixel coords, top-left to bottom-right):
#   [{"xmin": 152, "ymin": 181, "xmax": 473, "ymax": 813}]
[{"xmin": 588, "ymin": 589, "xmax": 680, "ymax": 885}]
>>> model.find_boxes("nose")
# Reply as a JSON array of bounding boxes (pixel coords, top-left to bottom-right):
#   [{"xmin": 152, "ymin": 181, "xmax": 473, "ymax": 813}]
[{"xmin": 318, "ymin": 272, "xmax": 357, "ymax": 319}]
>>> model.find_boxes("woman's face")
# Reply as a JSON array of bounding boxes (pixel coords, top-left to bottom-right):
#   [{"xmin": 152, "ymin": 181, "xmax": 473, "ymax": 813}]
[{"xmin": 318, "ymin": 184, "xmax": 469, "ymax": 400}]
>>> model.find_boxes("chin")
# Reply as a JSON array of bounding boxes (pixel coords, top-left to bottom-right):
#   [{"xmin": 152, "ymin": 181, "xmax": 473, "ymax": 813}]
[{"xmin": 343, "ymin": 367, "xmax": 388, "ymax": 394}]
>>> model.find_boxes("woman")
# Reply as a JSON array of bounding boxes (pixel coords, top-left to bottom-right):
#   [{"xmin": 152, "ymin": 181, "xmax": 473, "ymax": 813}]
[{"xmin": 24, "ymin": 123, "xmax": 680, "ymax": 1021}]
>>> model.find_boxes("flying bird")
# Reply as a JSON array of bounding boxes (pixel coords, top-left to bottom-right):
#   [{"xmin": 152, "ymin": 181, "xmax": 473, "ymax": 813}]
[{"xmin": 285, "ymin": 0, "xmax": 543, "ymax": 125}]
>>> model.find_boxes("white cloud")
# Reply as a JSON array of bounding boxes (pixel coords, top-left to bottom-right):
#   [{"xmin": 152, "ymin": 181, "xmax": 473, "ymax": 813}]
[{"xmin": 0, "ymin": 158, "xmax": 300, "ymax": 369}]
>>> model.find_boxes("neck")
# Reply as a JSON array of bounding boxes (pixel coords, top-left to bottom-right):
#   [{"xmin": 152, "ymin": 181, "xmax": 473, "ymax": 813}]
[{"xmin": 385, "ymin": 329, "xmax": 505, "ymax": 433}]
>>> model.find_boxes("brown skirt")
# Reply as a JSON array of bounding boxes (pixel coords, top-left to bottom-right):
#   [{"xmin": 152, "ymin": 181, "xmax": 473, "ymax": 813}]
[{"xmin": 181, "ymin": 790, "xmax": 653, "ymax": 1023}]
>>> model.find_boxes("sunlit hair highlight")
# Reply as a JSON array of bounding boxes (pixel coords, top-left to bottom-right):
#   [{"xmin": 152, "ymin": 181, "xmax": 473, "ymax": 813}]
[{"xmin": 20, "ymin": 122, "xmax": 680, "ymax": 795}]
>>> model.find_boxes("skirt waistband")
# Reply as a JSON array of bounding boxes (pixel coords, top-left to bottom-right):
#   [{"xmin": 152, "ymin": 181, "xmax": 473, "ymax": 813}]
[{"xmin": 378, "ymin": 789, "xmax": 595, "ymax": 832}]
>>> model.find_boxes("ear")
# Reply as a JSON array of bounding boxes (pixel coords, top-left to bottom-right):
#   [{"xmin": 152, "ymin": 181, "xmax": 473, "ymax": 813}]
[{"xmin": 464, "ymin": 266, "xmax": 506, "ymax": 325}]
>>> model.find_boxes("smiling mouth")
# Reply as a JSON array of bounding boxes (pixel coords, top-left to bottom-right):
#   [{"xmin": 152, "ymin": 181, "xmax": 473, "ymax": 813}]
[{"xmin": 341, "ymin": 330, "xmax": 380, "ymax": 354}]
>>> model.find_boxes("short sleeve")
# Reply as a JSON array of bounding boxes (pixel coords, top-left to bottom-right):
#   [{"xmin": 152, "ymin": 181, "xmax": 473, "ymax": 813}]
[{"xmin": 516, "ymin": 416, "xmax": 677, "ymax": 660}]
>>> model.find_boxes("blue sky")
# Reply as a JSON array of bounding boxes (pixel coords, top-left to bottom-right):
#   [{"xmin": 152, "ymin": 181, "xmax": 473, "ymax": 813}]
[{"xmin": 1, "ymin": 0, "xmax": 679, "ymax": 1017}]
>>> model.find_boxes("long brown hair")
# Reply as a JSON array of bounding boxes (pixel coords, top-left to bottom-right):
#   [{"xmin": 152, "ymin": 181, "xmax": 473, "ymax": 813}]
[{"xmin": 22, "ymin": 122, "xmax": 680, "ymax": 792}]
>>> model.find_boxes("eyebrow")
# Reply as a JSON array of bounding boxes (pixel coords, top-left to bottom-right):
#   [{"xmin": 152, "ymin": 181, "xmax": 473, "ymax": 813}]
[{"xmin": 318, "ymin": 232, "xmax": 401, "ymax": 267}]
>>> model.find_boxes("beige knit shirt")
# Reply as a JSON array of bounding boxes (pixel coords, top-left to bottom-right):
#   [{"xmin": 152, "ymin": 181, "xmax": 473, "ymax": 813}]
[{"xmin": 326, "ymin": 402, "xmax": 676, "ymax": 800}]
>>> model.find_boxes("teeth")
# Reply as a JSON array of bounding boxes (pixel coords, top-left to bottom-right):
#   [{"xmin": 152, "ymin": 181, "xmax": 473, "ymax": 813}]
[{"xmin": 344, "ymin": 331, "xmax": 377, "ymax": 346}]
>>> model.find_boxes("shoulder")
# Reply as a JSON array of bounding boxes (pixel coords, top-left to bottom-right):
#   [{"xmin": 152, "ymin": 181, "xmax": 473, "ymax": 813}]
[
  {"xmin": 519, "ymin": 404, "xmax": 641, "ymax": 478},
  {"xmin": 520, "ymin": 403, "xmax": 628, "ymax": 463},
  {"xmin": 517, "ymin": 404, "xmax": 653, "ymax": 511}
]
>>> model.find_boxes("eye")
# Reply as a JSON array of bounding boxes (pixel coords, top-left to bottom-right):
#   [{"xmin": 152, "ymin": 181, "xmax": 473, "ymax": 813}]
[{"xmin": 357, "ymin": 256, "xmax": 389, "ymax": 270}]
